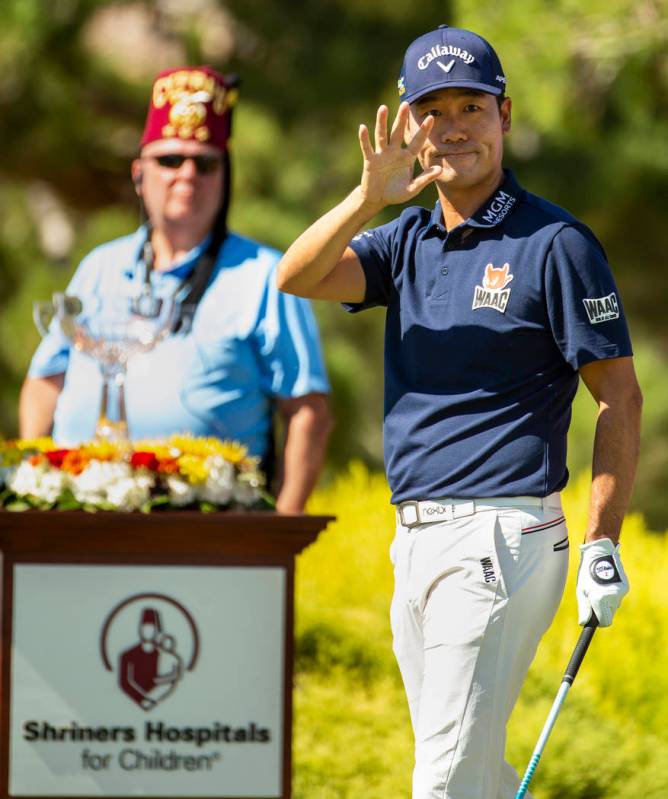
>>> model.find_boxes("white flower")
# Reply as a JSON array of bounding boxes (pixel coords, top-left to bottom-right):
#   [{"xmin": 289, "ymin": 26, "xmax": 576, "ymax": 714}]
[
  {"xmin": 6, "ymin": 461, "xmax": 70, "ymax": 504},
  {"xmin": 166, "ymin": 475, "xmax": 196, "ymax": 507},
  {"xmin": 134, "ymin": 472, "xmax": 156, "ymax": 493},
  {"xmin": 37, "ymin": 468, "xmax": 71, "ymax": 504},
  {"xmin": 71, "ymin": 461, "xmax": 152, "ymax": 509},
  {"xmin": 72, "ymin": 461, "xmax": 125, "ymax": 505},
  {"xmin": 106, "ymin": 477, "xmax": 151, "ymax": 511},
  {"xmin": 232, "ymin": 471, "xmax": 262, "ymax": 507},
  {"xmin": 9, "ymin": 461, "xmax": 48, "ymax": 497},
  {"xmin": 199, "ymin": 456, "xmax": 235, "ymax": 505},
  {"xmin": 233, "ymin": 479, "xmax": 258, "ymax": 507}
]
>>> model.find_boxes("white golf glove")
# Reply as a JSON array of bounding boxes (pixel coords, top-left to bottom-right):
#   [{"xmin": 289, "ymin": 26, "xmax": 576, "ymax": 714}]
[{"xmin": 576, "ymin": 537, "xmax": 629, "ymax": 627}]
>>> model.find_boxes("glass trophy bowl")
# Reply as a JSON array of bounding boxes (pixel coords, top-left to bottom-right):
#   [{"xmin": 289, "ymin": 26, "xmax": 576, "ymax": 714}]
[{"xmin": 33, "ymin": 292, "xmax": 176, "ymax": 441}]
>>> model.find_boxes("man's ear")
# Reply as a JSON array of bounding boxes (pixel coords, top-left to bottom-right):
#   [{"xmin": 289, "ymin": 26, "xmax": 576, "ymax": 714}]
[
  {"xmin": 500, "ymin": 97, "xmax": 512, "ymax": 134},
  {"xmin": 131, "ymin": 160, "xmax": 143, "ymax": 195}
]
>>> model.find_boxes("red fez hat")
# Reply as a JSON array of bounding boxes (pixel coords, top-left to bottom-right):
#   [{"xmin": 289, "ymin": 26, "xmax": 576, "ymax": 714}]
[
  {"xmin": 140, "ymin": 608, "xmax": 162, "ymax": 630},
  {"xmin": 140, "ymin": 66, "xmax": 238, "ymax": 151}
]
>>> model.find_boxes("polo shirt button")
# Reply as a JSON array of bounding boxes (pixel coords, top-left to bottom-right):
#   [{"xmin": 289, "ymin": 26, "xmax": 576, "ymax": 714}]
[{"xmin": 441, "ymin": 267, "xmax": 449, "ymax": 275}]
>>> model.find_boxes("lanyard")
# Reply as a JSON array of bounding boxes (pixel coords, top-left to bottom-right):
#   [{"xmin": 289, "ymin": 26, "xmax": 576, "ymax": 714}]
[{"xmin": 133, "ymin": 228, "xmax": 220, "ymax": 333}]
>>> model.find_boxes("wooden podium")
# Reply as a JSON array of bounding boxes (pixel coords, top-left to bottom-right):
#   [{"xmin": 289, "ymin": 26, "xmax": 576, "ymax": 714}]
[{"xmin": 0, "ymin": 510, "xmax": 332, "ymax": 799}]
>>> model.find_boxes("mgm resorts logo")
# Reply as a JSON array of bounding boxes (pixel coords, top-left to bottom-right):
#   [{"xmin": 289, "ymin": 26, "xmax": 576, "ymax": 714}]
[{"xmin": 100, "ymin": 593, "xmax": 200, "ymax": 711}]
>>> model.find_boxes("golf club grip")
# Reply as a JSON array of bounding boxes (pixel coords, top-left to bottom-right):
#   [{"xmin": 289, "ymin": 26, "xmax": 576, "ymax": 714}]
[
  {"xmin": 563, "ymin": 616, "xmax": 598, "ymax": 685},
  {"xmin": 515, "ymin": 753, "xmax": 541, "ymax": 799}
]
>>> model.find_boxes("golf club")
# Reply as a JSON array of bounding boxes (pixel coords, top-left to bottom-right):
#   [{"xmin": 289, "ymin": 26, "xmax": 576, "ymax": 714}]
[{"xmin": 514, "ymin": 613, "xmax": 599, "ymax": 799}]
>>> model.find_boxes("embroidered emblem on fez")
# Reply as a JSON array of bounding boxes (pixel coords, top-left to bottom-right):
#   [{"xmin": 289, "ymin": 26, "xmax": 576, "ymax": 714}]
[
  {"xmin": 472, "ymin": 263, "xmax": 513, "ymax": 313},
  {"xmin": 151, "ymin": 70, "xmax": 238, "ymax": 142},
  {"xmin": 164, "ymin": 90, "xmax": 212, "ymax": 141}
]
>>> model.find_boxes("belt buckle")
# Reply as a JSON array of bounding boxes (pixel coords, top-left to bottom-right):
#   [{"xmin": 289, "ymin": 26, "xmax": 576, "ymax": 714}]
[
  {"xmin": 399, "ymin": 500, "xmax": 420, "ymax": 528},
  {"xmin": 421, "ymin": 501, "xmax": 454, "ymax": 522}
]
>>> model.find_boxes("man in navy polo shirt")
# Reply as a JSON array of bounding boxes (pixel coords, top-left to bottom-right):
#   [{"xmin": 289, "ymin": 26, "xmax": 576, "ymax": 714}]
[{"xmin": 277, "ymin": 25, "xmax": 642, "ymax": 799}]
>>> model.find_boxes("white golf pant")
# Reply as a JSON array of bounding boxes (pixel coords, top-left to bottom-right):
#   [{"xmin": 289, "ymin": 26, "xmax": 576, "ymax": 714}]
[{"xmin": 390, "ymin": 495, "xmax": 569, "ymax": 799}]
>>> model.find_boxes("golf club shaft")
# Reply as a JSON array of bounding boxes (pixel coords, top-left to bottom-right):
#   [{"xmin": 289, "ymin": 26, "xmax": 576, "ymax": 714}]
[{"xmin": 514, "ymin": 618, "xmax": 598, "ymax": 799}]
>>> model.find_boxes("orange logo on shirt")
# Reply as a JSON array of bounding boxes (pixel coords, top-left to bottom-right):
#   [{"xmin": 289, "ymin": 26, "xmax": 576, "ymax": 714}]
[
  {"xmin": 472, "ymin": 262, "xmax": 513, "ymax": 313},
  {"xmin": 482, "ymin": 263, "xmax": 513, "ymax": 290}
]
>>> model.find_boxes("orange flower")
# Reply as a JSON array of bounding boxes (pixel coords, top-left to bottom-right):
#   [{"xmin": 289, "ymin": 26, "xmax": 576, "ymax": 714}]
[
  {"xmin": 157, "ymin": 457, "xmax": 180, "ymax": 474},
  {"xmin": 28, "ymin": 453, "xmax": 45, "ymax": 466},
  {"xmin": 61, "ymin": 450, "xmax": 90, "ymax": 475}
]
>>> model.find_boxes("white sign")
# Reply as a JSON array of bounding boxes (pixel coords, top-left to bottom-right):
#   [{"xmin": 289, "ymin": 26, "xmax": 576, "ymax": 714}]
[{"xmin": 10, "ymin": 564, "xmax": 286, "ymax": 796}]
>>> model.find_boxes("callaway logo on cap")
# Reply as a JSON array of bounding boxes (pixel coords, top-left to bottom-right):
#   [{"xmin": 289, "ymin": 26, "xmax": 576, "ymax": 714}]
[{"xmin": 398, "ymin": 25, "xmax": 506, "ymax": 104}]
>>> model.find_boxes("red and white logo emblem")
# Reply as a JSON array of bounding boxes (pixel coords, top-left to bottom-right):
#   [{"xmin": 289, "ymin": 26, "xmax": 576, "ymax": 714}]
[
  {"xmin": 472, "ymin": 262, "xmax": 513, "ymax": 313},
  {"xmin": 100, "ymin": 593, "xmax": 200, "ymax": 711}
]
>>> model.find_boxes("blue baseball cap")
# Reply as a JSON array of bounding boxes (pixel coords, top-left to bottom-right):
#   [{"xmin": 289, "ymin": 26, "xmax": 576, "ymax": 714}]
[{"xmin": 398, "ymin": 25, "xmax": 506, "ymax": 103}]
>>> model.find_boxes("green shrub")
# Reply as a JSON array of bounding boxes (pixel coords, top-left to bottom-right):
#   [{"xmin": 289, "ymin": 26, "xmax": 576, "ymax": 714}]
[
  {"xmin": 295, "ymin": 466, "xmax": 668, "ymax": 798},
  {"xmin": 567, "ymin": 337, "xmax": 668, "ymax": 531}
]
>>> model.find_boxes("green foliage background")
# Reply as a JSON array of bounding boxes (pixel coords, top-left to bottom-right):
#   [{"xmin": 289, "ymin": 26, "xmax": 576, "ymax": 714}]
[
  {"xmin": 1, "ymin": 3, "xmax": 667, "ymax": 793},
  {"xmin": 297, "ymin": 466, "xmax": 668, "ymax": 798},
  {"xmin": 0, "ymin": 0, "xmax": 667, "ymax": 525}
]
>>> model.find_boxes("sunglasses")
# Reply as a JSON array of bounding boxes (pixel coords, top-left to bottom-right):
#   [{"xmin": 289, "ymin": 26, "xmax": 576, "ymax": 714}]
[{"xmin": 150, "ymin": 153, "xmax": 222, "ymax": 175}]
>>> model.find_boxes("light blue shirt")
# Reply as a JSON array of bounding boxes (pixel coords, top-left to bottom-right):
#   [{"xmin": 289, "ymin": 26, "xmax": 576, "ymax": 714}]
[{"xmin": 29, "ymin": 227, "xmax": 330, "ymax": 454}]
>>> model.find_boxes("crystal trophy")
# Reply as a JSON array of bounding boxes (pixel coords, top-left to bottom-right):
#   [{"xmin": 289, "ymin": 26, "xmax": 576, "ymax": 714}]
[{"xmin": 33, "ymin": 291, "xmax": 176, "ymax": 441}]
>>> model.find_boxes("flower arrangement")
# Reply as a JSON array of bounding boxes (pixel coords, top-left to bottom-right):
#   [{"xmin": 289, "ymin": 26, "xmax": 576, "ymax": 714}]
[{"xmin": 0, "ymin": 436, "xmax": 271, "ymax": 513}]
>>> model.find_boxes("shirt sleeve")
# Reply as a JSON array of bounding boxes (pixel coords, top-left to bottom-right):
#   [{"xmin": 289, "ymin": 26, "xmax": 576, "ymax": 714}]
[
  {"xmin": 27, "ymin": 315, "xmax": 71, "ymax": 378},
  {"xmin": 255, "ymin": 262, "xmax": 330, "ymax": 398},
  {"xmin": 545, "ymin": 224, "xmax": 633, "ymax": 370},
  {"xmin": 27, "ymin": 243, "xmax": 115, "ymax": 378},
  {"xmin": 342, "ymin": 219, "xmax": 397, "ymax": 312}
]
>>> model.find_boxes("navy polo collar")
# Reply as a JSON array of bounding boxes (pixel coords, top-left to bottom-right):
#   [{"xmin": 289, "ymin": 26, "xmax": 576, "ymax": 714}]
[
  {"xmin": 468, "ymin": 170, "xmax": 523, "ymax": 228},
  {"xmin": 427, "ymin": 169, "xmax": 524, "ymax": 233},
  {"xmin": 427, "ymin": 202, "xmax": 445, "ymax": 231}
]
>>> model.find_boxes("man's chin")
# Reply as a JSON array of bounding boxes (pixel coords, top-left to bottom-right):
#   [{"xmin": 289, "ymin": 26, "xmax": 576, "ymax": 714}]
[
  {"xmin": 165, "ymin": 201, "xmax": 197, "ymax": 218},
  {"xmin": 434, "ymin": 165, "xmax": 473, "ymax": 187},
  {"xmin": 163, "ymin": 208, "xmax": 204, "ymax": 227}
]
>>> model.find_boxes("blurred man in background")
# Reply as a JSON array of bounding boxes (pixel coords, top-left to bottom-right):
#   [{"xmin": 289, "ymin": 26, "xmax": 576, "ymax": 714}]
[
  {"xmin": 277, "ymin": 24, "xmax": 641, "ymax": 798},
  {"xmin": 19, "ymin": 66, "xmax": 332, "ymax": 512}
]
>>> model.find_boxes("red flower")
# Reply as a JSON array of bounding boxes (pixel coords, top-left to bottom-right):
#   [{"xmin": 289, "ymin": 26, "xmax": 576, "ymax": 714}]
[
  {"xmin": 45, "ymin": 449, "xmax": 73, "ymax": 468},
  {"xmin": 130, "ymin": 451, "xmax": 160, "ymax": 471}
]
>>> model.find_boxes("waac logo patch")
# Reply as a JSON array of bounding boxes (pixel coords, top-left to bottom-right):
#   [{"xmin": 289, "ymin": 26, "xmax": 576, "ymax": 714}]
[
  {"xmin": 582, "ymin": 292, "xmax": 620, "ymax": 324},
  {"xmin": 472, "ymin": 263, "xmax": 513, "ymax": 313}
]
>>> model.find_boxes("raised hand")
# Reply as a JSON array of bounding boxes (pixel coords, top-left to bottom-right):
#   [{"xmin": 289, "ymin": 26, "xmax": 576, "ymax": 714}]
[{"xmin": 358, "ymin": 102, "xmax": 442, "ymax": 209}]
